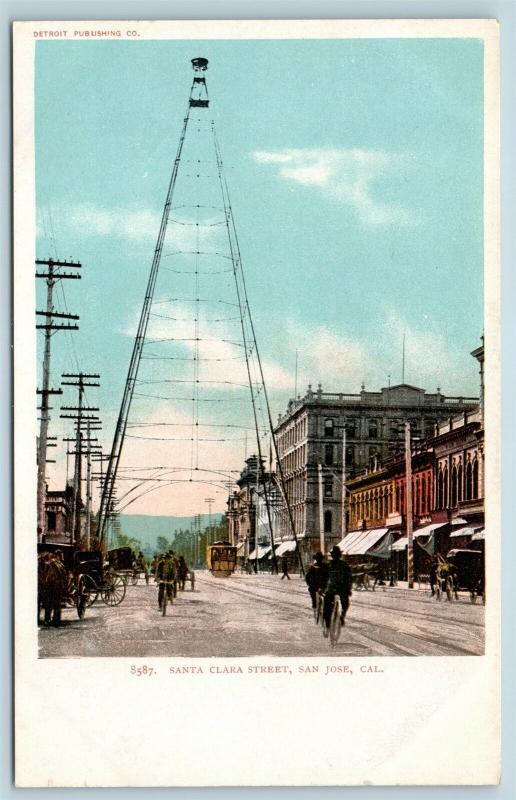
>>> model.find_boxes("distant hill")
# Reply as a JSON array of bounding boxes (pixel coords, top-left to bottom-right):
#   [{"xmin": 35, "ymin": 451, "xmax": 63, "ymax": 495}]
[{"xmin": 119, "ymin": 513, "xmax": 223, "ymax": 552}]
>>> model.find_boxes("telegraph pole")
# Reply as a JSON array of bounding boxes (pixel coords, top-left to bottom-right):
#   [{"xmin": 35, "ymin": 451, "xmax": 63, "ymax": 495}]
[
  {"xmin": 404, "ymin": 420, "xmax": 414, "ymax": 588},
  {"xmin": 341, "ymin": 426, "xmax": 347, "ymax": 538},
  {"xmin": 205, "ymin": 497, "xmax": 214, "ymax": 546},
  {"xmin": 35, "ymin": 258, "xmax": 80, "ymax": 540},
  {"xmin": 318, "ymin": 463, "xmax": 325, "ymax": 553},
  {"xmin": 60, "ymin": 372, "xmax": 100, "ymax": 544}
]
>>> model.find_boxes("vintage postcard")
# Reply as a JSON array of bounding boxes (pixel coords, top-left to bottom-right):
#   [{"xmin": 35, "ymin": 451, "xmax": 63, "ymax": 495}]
[{"xmin": 14, "ymin": 19, "xmax": 500, "ymax": 786}]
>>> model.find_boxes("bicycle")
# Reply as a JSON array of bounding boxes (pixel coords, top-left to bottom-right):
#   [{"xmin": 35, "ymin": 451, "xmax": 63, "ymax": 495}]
[
  {"xmin": 159, "ymin": 580, "xmax": 174, "ymax": 616},
  {"xmin": 328, "ymin": 595, "xmax": 343, "ymax": 647},
  {"xmin": 314, "ymin": 590, "xmax": 324, "ymax": 625},
  {"xmin": 321, "ymin": 594, "xmax": 344, "ymax": 646}
]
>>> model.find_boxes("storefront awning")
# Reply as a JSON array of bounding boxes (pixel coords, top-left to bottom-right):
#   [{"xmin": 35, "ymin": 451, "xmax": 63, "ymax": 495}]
[
  {"xmin": 248, "ymin": 546, "xmax": 271, "ymax": 560},
  {"xmin": 414, "ymin": 522, "xmax": 448, "ymax": 538},
  {"xmin": 449, "ymin": 526, "xmax": 477, "ymax": 538},
  {"xmin": 274, "ymin": 540, "xmax": 297, "ymax": 557},
  {"xmin": 471, "ymin": 528, "xmax": 485, "ymax": 541},
  {"xmin": 391, "ymin": 536, "xmax": 408, "ymax": 551},
  {"xmin": 338, "ymin": 528, "xmax": 388, "ymax": 556}
]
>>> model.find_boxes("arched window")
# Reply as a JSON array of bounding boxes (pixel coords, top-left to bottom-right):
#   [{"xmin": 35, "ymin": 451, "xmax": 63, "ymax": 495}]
[
  {"xmin": 421, "ymin": 477, "xmax": 427, "ymax": 513},
  {"xmin": 458, "ymin": 463, "xmax": 463, "ymax": 503},
  {"xmin": 473, "ymin": 459, "xmax": 479, "ymax": 499},
  {"xmin": 416, "ymin": 479, "xmax": 421, "ymax": 516},
  {"xmin": 324, "ymin": 444, "xmax": 334, "ymax": 466},
  {"xmin": 466, "ymin": 461, "xmax": 473, "ymax": 500},
  {"xmin": 324, "ymin": 510, "xmax": 332, "ymax": 534},
  {"xmin": 324, "ymin": 418, "xmax": 334, "ymax": 438},
  {"xmin": 443, "ymin": 465, "xmax": 449, "ymax": 509},
  {"xmin": 324, "ymin": 477, "xmax": 333, "ymax": 498},
  {"xmin": 437, "ymin": 469, "xmax": 444, "ymax": 510},
  {"xmin": 451, "ymin": 464, "xmax": 458, "ymax": 508}
]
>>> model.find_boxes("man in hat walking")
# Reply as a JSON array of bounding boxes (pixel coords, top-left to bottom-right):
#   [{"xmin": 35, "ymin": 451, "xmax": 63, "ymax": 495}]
[{"xmin": 322, "ymin": 545, "xmax": 352, "ymax": 633}]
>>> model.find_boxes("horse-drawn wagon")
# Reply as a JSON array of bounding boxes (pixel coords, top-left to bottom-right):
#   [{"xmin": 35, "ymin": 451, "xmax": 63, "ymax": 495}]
[{"xmin": 78, "ymin": 550, "xmax": 127, "ymax": 607}]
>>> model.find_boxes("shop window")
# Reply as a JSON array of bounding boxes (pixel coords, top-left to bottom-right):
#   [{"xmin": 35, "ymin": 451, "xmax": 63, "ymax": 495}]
[{"xmin": 46, "ymin": 511, "xmax": 56, "ymax": 532}]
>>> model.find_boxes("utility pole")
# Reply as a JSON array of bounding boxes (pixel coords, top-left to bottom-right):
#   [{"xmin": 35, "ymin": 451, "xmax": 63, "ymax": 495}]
[
  {"xmin": 205, "ymin": 497, "xmax": 214, "ymax": 546},
  {"xmin": 404, "ymin": 420, "xmax": 414, "ymax": 588},
  {"xmin": 318, "ymin": 463, "xmax": 325, "ymax": 554},
  {"xmin": 35, "ymin": 257, "xmax": 80, "ymax": 540},
  {"xmin": 341, "ymin": 426, "xmax": 347, "ymax": 538},
  {"xmin": 60, "ymin": 372, "xmax": 100, "ymax": 544}
]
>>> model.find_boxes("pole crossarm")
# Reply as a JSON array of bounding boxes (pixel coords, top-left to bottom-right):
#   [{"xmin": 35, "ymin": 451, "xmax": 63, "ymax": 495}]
[
  {"xmin": 35, "ymin": 272, "xmax": 81, "ymax": 280},
  {"xmin": 36, "ymin": 310, "xmax": 80, "ymax": 320},
  {"xmin": 36, "ymin": 323, "xmax": 79, "ymax": 331},
  {"xmin": 36, "ymin": 258, "xmax": 82, "ymax": 267}
]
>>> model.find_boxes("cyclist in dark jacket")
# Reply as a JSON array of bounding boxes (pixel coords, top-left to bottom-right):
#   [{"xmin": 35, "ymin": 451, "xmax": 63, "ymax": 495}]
[
  {"xmin": 305, "ymin": 552, "xmax": 329, "ymax": 609},
  {"xmin": 322, "ymin": 545, "xmax": 352, "ymax": 631},
  {"xmin": 155, "ymin": 551, "xmax": 177, "ymax": 609}
]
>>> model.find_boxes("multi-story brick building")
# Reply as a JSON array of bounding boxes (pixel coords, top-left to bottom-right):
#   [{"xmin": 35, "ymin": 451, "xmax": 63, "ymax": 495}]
[{"xmin": 273, "ymin": 382, "xmax": 478, "ymax": 558}]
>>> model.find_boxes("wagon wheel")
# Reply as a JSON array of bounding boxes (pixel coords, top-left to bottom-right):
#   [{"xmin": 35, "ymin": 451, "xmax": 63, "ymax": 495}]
[
  {"xmin": 81, "ymin": 574, "xmax": 99, "ymax": 606},
  {"xmin": 130, "ymin": 572, "xmax": 139, "ymax": 586},
  {"xmin": 76, "ymin": 575, "xmax": 87, "ymax": 619},
  {"xmin": 102, "ymin": 573, "xmax": 127, "ymax": 606}
]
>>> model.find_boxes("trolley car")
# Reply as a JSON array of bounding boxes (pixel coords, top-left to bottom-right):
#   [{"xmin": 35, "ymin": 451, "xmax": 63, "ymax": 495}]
[{"xmin": 207, "ymin": 541, "xmax": 237, "ymax": 577}]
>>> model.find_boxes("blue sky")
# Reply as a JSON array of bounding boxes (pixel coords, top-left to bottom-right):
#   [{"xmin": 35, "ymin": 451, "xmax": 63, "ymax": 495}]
[{"xmin": 35, "ymin": 38, "xmax": 484, "ymax": 515}]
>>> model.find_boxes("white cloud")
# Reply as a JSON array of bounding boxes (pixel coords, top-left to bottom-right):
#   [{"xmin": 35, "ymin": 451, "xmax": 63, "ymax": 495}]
[
  {"xmin": 252, "ymin": 147, "xmax": 419, "ymax": 227},
  {"xmin": 40, "ymin": 204, "xmax": 224, "ymax": 248}
]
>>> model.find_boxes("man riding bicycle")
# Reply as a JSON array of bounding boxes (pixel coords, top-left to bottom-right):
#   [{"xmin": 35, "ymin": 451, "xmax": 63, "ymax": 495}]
[
  {"xmin": 305, "ymin": 551, "xmax": 328, "ymax": 609},
  {"xmin": 155, "ymin": 550, "xmax": 177, "ymax": 610},
  {"xmin": 322, "ymin": 545, "xmax": 352, "ymax": 634}
]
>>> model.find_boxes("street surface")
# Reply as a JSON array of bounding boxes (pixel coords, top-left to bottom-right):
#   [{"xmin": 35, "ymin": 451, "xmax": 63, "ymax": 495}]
[{"xmin": 39, "ymin": 571, "xmax": 485, "ymax": 658}]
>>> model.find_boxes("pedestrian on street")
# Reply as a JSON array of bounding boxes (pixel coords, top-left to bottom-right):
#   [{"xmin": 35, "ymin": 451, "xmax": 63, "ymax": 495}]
[
  {"xmin": 43, "ymin": 550, "xmax": 68, "ymax": 627},
  {"xmin": 178, "ymin": 555, "xmax": 189, "ymax": 590},
  {"xmin": 322, "ymin": 545, "xmax": 352, "ymax": 633},
  {"xmin": 281, "ymin": 556, "xmax": 290, "ymax": 580},
  {"xmin": 305, "ymin": 551, "xmax": 328, "ymax": 608}
]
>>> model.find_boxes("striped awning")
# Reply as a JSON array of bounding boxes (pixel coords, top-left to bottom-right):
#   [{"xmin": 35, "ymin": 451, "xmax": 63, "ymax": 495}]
[
  {"xmin": 248, "ymin": 545, "xmax": 271, "ymax": 560},
  {"xmin": 274, "ymin": 540, "xmax": 297, "ymax": 557},
  {"xmin": 414, "ymin": 522, "xmax": 448, "ymax": 538},
  {"xmin": 338, "ymin": 528, "xmax": 388, "ymax": 556},
  {"xmin": 450, "ymin": 526, "xmax": 478, "ymax": 538},
  {"xmin": 391, "ymin": 536, "xmax": 408, "ymax": 551}
]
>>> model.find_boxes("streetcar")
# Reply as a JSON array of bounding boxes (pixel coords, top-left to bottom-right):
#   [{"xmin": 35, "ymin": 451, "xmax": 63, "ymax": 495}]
[{"xmin": 207, "ymin": 541, "xmax": 237, "ymax": 577}]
